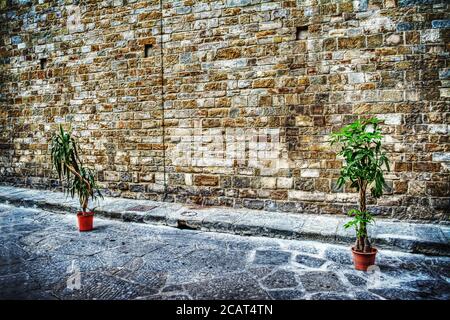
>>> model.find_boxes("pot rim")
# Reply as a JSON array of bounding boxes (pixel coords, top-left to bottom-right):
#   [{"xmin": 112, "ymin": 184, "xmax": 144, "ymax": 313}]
[
  {"xmin": 351, "ymin": 247, "xmax": 378, "ymax": 255},
  {"xmin": 77, "ymin": 211, "xmax": 95, "ymax": 217}
]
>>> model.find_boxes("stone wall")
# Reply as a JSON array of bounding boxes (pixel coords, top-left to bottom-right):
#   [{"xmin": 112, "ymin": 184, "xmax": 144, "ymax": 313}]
[{"xmin": 0, "ymin": 0, "xmax": 449, "ymax": 221}]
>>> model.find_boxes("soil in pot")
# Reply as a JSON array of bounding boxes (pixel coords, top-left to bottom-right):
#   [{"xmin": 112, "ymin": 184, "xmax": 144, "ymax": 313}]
[
  {"xmin": 77, "ymin": 212, "xmax": 94, "ymax": 232},
  {"xmin": 351, "ymin": 247, "xmax": 378, "ymax": 271}
]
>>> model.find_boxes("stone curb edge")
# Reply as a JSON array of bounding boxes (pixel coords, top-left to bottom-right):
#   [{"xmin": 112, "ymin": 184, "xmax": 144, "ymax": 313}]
[{"xmin": 0, "ymin": 186, "xmax": 448, "ymax": 256}]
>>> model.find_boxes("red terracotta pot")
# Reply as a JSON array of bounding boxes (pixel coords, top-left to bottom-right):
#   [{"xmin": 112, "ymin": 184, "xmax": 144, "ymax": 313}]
[
  {"xmin": 77, "ymin": 212, "xmax": 94, "ymax": 232},
  {"xmin": 351, "ymin": 247, "xmax": 378, "ymax": 271}
]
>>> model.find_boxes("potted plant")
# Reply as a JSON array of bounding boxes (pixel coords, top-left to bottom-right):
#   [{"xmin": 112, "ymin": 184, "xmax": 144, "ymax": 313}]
[
  {"xmin": 331, "ymin": 117, "xmax": 390, "ymax": 271},
  {"xmin": 50, "ymin": 125, "xmax": 102, "ymax": 231}
]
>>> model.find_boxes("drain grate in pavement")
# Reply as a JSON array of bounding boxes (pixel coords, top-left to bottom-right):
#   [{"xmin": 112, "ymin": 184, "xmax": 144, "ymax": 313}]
[
  {"xmin": 185, "ymin": 205, "xmax": 210, "ymax": 210},
  {"xmin": 180, "ymin": 211, "xmax": 198, "ymax": 217},
  {"xmin": 126, "ymin": 205, "xmax": 158, "ymax": 212}
]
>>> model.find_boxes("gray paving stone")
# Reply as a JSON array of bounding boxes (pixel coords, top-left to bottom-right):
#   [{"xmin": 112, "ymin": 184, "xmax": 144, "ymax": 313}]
[
  {"xmin": 309, "ymin": 292, "xmax": 352, "ymax": 300},
  {"xmin": 115, "ymin": 241, "xmax": 164, "ymax": 257},
  {"xmin": 143, "ymin": 294, "xmax": 191, "ymax": 300},
  {"xmin": 202, "ymin": 211, "xmax": 240, "ymax": 232},
  {"xmin": 262, "ymin": 270, "xmax": 298, "ymax": 289},
  {"xmin": 441, "ymin": 226, "xmax": 450, "ymax": 242},
  {"xmin": 414, "ymin": 224, "xmax": 447, "ymax": 243},
  {"xmin": 0, "ymin": 263, "xmax": 27, "ymax": 277},
  {"xmin": 299, "ymin": 271, "xmax": 346, "ymax": 292},
  {"xmin": 29, "ymin": 260, "xmax": 73, "ymax": 290},
  {"xmin": 161, "ymin": 284, "xmax": 184, "ymax": 293},
  {"xmin": 345, "ymin": 273, "xmax": 368, "ymax": 287},
  {"xmin": 369, "ymin": 288, "xmax": 426, "ymax": 300},
  {"xmin": 423, "ymin": 257, "xmax": 450, "ymax": 278},
  {"xmin": 1, "ymin": 186, "xmax": 448, "ymax": 256},
  {"xmin": 113, "ymin": 269, "xmax": 167, "ymax": 295},
  {"xmin": 231, "ymin": 214, "xmax": 267, "ymax": 236},
  {"xmin": 0, "ymin": 243, "xmax": 30, "ymax": 265},
  {"xmin": 376, "ymin": 252, "xmax": 403, "ymax": 269},
  {"xmin": 268, "ymin": 289, "xmax": 305, "ymax": 300},
  {"xmin": 56, "ymin": 241, "xmax": 105, "ymax": 257},
  {"xmin": 53, "ymin": 272, "xmax": 152, "ymax": 300},
  {"xmin": 295, "ymin": 254, "xmax": 327, "ymax": 268},
  {"xmin": 2, "ymin": 289, "xmax": 59, "ymax": 300},
  {"xmin": 246, "ymin": 266, "xmax": 274, "ymax": 279},
  {"xmin": 354, "ymin": 291, "xmax": 383, "ymax": 300},
  {"xmin": 401, "ymin": 279, "xmax": 450, "ymax": 299},
  {"xmin": 96, "ymin": 250, "xmax": 136, "ymax": 269},
  {"xmin": 184, "ymin": 272, "xmax": 270, "ymax": 300},
  {"xmin": 300, "ymin": 215, "xmax": 340, "ymax": 241},
  {"xmin": 287, "ymin": 242, "xmax": 320, "ymax": 254},
  {"xmin": 179, "ymin": 249, "xmax": 249, "ymax": 272},
  {"xmin": 253, "ymin": 250, "xmax": 291, "ymax": 265},
  {"xmin": 0, "ymin": 223, "xmax": 41, "ymax": 235},
  {"xmin": 324, "ymin": 247, "xmax": 353, "ymax": 265},
  {"xmin": 0, "ymin": 202, "xmax": 449, "ymax": 300},
  {"xmin": 0, "ymin": 272, "xmax": 40, "ymax": 298}
]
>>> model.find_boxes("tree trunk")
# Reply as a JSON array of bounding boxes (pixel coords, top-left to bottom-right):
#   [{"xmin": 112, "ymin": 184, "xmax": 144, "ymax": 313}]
[
  {"xmin": 354, "ymin": 238, "xmax": 360, "ymax": 251},
  {"xmin": 81, "ymin": 197, "xmax": 88, "ymax": 213},
  {"xmin": 65, "ymin": 165, "xmax": 92, "ymax": 194},
  {"xmin": 359, "ymin": 182, "xmax": 371, "ymax": 253},
  {"xmin": 65, "ymin": 164, "xmax": 91, "ymax": 213}
]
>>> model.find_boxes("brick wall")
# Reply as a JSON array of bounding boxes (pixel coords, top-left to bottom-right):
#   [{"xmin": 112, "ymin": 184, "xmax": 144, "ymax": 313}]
[{"xmin": 0, "ymin": 0, "xmax": 449, "ymax": 221}]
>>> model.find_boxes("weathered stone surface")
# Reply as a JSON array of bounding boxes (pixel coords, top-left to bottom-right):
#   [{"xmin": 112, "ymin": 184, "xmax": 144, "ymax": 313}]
[
  {"xmin": 310, "ymin": 292, "xmax": 352, "ymax": 300},
  {"xmin": 0, "ymin": 272, "xmax": 40, "ymax": 299},
  {"xmin": 193, "ymin": 175, "xmax": 219, "ymax": 187},
  {"xmin": 1, "ymin": 186, "xmax": 449, "ymax": 256},
  {"xmin": 295, "ymin": 254, "xmax": 327, "ymax": 268},
  {"xmin": 368, "ymin": 288, "xmax": 425, "ymax": 300},
  {"xmin": 253, "ymin": 250, "xmax": 291, "ymax": 265},
  {"xmin": 299, "ymin": 272, "xmax": 346, "ymax": 292},
  {"xmin": 401, "ymin": 280, "xmax": 450, "ymax": 299},
  {"xmin": 0, "ymin": 0, "xmax": 448, "ymax": 223},
  {"xmin": 345, "ymin": 273, "xmax": 368, "ymax": 287},
  {"xmin": 324, "ymin": 247, "xmax": 353, "ymax": 265},
  {"xmin": 161, "ymin": 284, "xmax": 184, "ymax": 293},
  {"xmin": 261, "ymin": 270, "xmax": 298, "ymax": 289},
  {"xmin": 185, "ymin": 273, "xmax": 270, "ymax": 300},
  {"xmin": 268, "ymin": 289, "xmax": 305, "ymax": 300},
  {"xmin": 215, "ymin": 47, "xmax": 241, "ymax": 60},
  {"xmin": 0, "ymin": 203, "xmax": 449, "ymax": 300},
  {"xmin": 54, "ymin": 271, "xmax": 152, "ymax": 300}
]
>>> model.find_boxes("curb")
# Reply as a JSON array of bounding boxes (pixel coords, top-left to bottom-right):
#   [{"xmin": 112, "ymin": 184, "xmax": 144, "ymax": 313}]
[{"xmin": 0, "ymin": 185, "xmax": 449, "ymax": 256}]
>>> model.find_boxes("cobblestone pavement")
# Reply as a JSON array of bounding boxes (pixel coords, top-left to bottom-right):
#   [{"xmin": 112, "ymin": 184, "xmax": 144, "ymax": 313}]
[{"xmin": 1, "ymin": 203, "xmax": 449, "ymax": 300}]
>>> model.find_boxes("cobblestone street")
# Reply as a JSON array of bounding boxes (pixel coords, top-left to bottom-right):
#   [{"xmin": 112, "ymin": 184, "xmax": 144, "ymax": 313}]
[{"xmin": 1, "ymin": 203, "xmax": 449, "ymax": 300}]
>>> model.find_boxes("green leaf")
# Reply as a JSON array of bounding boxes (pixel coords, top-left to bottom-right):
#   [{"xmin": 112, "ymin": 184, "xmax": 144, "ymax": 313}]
[
  {"xmin": 49, "ymin": 124, "xmax": 101, "ymax": 211},
  {"xmin": 331, "ymin": 117, "xmax": 390, "ymax": 239}
]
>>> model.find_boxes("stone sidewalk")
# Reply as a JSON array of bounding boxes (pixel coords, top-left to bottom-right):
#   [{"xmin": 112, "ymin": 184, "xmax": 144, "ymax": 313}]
[
  {"xmin": 0, "ymin": 186, "xmax": 448, "ymax": 256},
  {"xmin": 1, "ymin": 203, "xmax": 449, "ymax": 300}
]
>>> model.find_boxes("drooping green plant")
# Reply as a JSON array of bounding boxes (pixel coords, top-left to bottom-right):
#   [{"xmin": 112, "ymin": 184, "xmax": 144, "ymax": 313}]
[
  {"xmin": 50, "ymin": 125, "xmax": 102, "ymax": 213},
  {"xmin": 330, "ymin": 117, "xmax": 390, "ymax": 253}
]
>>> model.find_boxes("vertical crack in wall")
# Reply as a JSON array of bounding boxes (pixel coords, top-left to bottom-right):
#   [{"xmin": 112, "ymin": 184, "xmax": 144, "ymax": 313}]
[{"xmin": 159, "ymin": 0, "xmax": 167, "ymax": 201}]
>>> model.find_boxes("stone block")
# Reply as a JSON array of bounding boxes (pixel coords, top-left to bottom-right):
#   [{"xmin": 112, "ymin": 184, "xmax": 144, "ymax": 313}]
[
  {"xmin": 300, "ymin": 169, "xmax": 320, "ymax": 178},
  {"xmin": 193, "ymin": 175, "xmax": 219, "ymax": 187},
  {"xmin": 421, "ymin": 29, "xmax": 441, "ymax": 43},
  {"xmin": 338, "ymin": 36, "xmax": 366, "ymax": 49},
  {"xmin": 432, "ymin": 20, "xmax": 450, "ymax": 29},
  {"xmin": 260, "ymin": 177, "xmax": 277, "ymax": 189},
  {"xmin": 215, "ymin": 47, "xmax": 241, "ymax": 60},
  {"xmin": 277, "ymin": 177, "xmax": 293, "ymax": 189}
]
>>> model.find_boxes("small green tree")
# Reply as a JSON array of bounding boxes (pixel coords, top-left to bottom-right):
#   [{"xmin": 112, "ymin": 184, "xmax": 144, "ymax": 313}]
[
  {"xmin": 50, "ymin": 125, "xmax": 102, "ymax": 213},
  {"xmin": 330, "ymin": 118, "xmax": 390, "ymax": 253}
]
